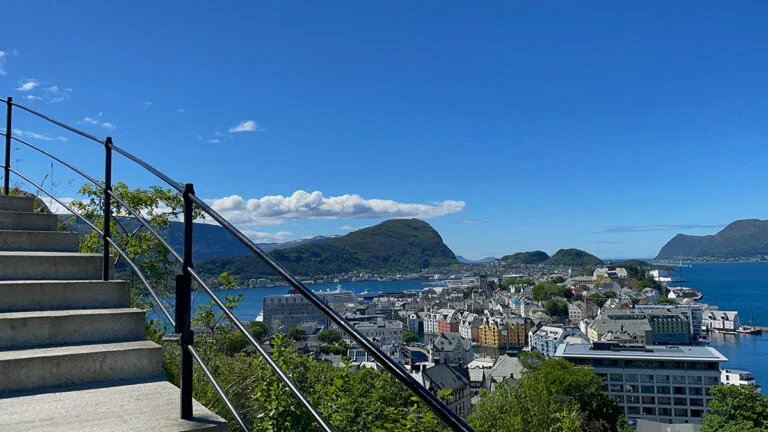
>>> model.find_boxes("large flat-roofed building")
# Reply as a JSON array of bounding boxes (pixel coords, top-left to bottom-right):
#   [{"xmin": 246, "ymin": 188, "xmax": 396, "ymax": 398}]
[
  {"xmin": 555, "ymin": 343, "xmax": 727, "ymax": 425},
  {"xmin": 263, "ymin": 290, "xmax": 354, "ymax": 332}
]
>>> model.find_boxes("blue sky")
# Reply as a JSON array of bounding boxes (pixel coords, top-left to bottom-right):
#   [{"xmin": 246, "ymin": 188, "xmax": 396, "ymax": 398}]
[{"xmin": 2, "ymin": 2, "xmax": 767, "ymax": 260}]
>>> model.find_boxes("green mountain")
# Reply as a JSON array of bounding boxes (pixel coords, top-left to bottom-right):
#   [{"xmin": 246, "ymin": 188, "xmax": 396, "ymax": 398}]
[
  {"xmin": 196, "ymin": 219, "xmax": 458, "ymax": 279},
  {"xmin": 544, "ymin": 248, "xmax": 603, "ymax": 267},
  {"xmin": 500, "ymin": 251, "xmax": 550, "ymax": 264},
  {"xmin": 656, "ymin": 219, "xmax": 768, "ymax": 259},
  {"xmin": 61, "ymin": 216, "xmax": 334, "ymax": 262}
]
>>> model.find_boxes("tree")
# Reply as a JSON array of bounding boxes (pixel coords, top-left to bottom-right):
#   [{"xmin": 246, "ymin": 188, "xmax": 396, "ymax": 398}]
[
  {"xmin": 470, "ymin": 358, "xmax": 627, "ymax": 432},
  {"xmin": 404, "ymin": 331, "xmax": 419, "ymax": 344},
  {"xmin": 702, "ymin": 385, "xmax": 768, "ymax": 432},
  {"xmin": 317, "ymin": 329, "xmax": 342, "ymax": 345},
  {"xmin": 532, "ymin": 281, "xmax": 566, "ymax": 301},
  {"xmin": 551, "ymin": 276, "xmax": 567, "ymax": 284},
  {"xmin": 248, "ymin": 321, "xmax": 269, "ymax": 341},
  {"xmin": 288, "ymin": 327, "xmax": 308, "ymax": 341},
  {"xmin": 545, "ymin": 300, "xmax": 569, "ymax": 321}
]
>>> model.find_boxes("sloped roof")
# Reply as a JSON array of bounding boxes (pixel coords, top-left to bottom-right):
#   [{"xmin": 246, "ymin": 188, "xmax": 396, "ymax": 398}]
[{"xmin": 423, "ymin": 363, "xmax": 469, "ymax": 391}]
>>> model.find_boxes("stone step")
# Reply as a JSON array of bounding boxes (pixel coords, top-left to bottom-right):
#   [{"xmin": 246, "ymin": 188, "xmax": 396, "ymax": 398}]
[
  {"xmin": 0, "ymin": 252, "xmax": 105, "ymax": 280},
  {"xmin": 0, "ymin": 341, "xmax": 162, "ymax": 393},
  {"xmin": 0, "ymin": 280, "xmax": 130, "ymax": 313},
  {"xmin": 0, "ymin": 195, "xmax": 34, "ymax": 212},
  {"xmin": 0, "ymin": 211, "xmax": 58, "ymax": 231},
  {"xmin": 0, "ymin": 379, "xmax": 228, "ymax": 431},
  {"xmin": 0, "ymin": 230, "xmax": 79, "ymax": 252},
  {"xmin": 0, "ymin": 308, "xmax": 146, "ymax": 350}
]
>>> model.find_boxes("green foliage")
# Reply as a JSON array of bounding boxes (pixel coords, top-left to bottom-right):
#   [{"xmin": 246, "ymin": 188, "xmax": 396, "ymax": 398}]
[
  {"xmin": 470, "ymin": 358, "xmax": 625, "ymax": 432},
  {"xmin": 501, "ymin": 250, "xmax": 550, "ymax": 264},
  {"xmin": 545, "ymin": 249, "xmax": 603, "ymax": 267},
  {"xmin": 288, "ymin": 327, "xmax": 308, "ymax": 341},
  {"xmin": 545, "ymin": 300, "xmax": 569, "ymax": 320},
  {"xmin": 603, "ymin": 290, "xmax": 618, "ymax": 299},
  {"xmin": 532, "ymin": 281, "xmax": 566, "ymax": 301},
  {"xmin": 702, "ymin": 385, "xmax": 768, "ymax": 432},
  {"xmin": 501, "ymin": 277, "xmax": 534, "ymax": 289},
  {"xmin": 196, "ymin": 219, "xmax": 459, "ymax": 279},
  {"xmin": 248, "ymin": 321, "xmax": 269, "ymax": 341},
  {"xmin": 403, "ymin": 331, "xmax": 419, "ymax": 344},
  {"xmin": 550, "ymin": 276, "xmax": 567, "ymax": 284},
  {"xmin": 586, "ymin": 293, "xmax": 608, "ymax": 308},
  {"xmin": 316, "ymin": 329, "xmax": 342, "ymax": 345}
]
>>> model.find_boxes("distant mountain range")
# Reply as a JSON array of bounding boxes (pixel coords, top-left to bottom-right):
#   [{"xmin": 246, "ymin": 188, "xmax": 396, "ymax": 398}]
[
  {"xmin": 657, "ymin": 219, "xmax": 768, "ymax": 259},
  {"xmin": 196, "ymin": 219, "xmax": 459, "ymax": 279},
  {"xmin": 456, "ymin": 256, "xmax": 498, "ymax": 264},
  {"xmin": 62, "ymin": 216, "xmax": 336, "ymax": 262}
]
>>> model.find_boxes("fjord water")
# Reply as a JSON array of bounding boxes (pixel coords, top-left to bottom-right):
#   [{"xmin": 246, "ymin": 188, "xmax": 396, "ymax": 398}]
[
  {"xmin": 192, "ymin": 263, "xmax": 768, "ymax": 391},
  {"xmin": 669, "ymin": 262, "xmax": 768, "ymax": 392}
]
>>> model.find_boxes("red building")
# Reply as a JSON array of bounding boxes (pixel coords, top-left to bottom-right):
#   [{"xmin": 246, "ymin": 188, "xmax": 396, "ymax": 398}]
[{"xmin": 437, "ymin": 312, "xmax": 460, "ymax": 334}]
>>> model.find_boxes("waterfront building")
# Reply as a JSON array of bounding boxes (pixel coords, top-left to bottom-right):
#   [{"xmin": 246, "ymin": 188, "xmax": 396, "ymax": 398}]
[
  {"xmin": 636, "ymin": 304, "xmax": 703, "ymax": 343},
  {"xmin": 556, "ymin": 343, "xmax": 728, "ymax": 425},
  {"xmin": 263, "ymin": 293, "xmax": 329, "ymax": 331},
  {"xmin": 589, "ymin": 310, "xmax": 690, "ymax": 345},
  {"xmin": 423, "ymin": 312, "xmax": 441, "ymax": 335},
  {"xmin": 458, "ymin": 312, "xmax": 482, "ymax": 342},
  {"xmin": 531, "ymin": 325, "xmax": 590, "ymax": 358},
  {"xmin": 407, "ymin": 312, "xmax": 421, "ymax": 334},
  {"xmin": 478, "ymin": 316, "xmax": 532, "ymax": 349},
  {"xmin": 430, "ymin": 333, "xmax": 473, "ymax": 366},
  {"xmin": 703, "ymin": 311, "xmax": 741, "ymax": 331},
  {"xmin": 720, "ymin": 369, "xmax": 759, "ymax": 389},
  {"xmin": 437, "ymin": 311, "xmax": 460, "ymax": 334},
  {"xmin": 352, "ymin": 318, "xmax": 404, "ymax": 346}
]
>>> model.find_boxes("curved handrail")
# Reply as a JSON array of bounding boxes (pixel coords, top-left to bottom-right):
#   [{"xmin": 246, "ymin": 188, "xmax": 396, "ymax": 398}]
[
  {"xmin": 3, "ymin": 97, "xmax": 475, "ymax": 432},
  {"xmin": 2, "ymin": 133, "xmax": 104, "ymax": 186}
]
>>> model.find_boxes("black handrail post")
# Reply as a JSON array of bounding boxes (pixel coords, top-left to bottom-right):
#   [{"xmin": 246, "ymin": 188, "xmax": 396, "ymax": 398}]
[
  {"xmin": 102, "ymin": 137, "xmax": 113, "ymax": 281},
  {"xmin": 4, "ymin": 97, "xmax": 12, "ymax": 195},
  {"xmin": 176, "ymin": 183, "xmax": 195, "ymax": 419}
]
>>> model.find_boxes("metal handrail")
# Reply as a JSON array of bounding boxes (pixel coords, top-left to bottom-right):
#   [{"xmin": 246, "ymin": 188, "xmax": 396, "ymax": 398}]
[{"xmin": 2, "ymin": 97, "xmax": 475, "ymax": 432}]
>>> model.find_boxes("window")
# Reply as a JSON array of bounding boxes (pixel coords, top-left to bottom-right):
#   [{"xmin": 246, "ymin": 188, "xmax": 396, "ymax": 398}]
[
  {"xmin": 673, "ymin": 386, "xmax": 687, "ymax": 395},
  {"xmin": 626, "ymin": 395, "xmax": 641, "ymax": 404},
  {"xmin": 627, "ymin": 406, "xmax": 641, "ymax": 416},
  {"xmin": 658, "ymin": 407, "xmax": 672, "ymax": 416},
  {"xmin": 640, "ymin": 374, "xmax": 654, "ymax": 383},
  {"xmin": 656, "ymin": 375, "xmax": 670, "ymax": 384},
  {"xmin": 688, "ymin": 376, "xmax": 703, "ymax": 385},
  {"xmin": 642, "ymin": 385, "xmax": 655, "ymax": 394},
  {"xmin": 642, "ymin": 396, "xmax": 656, "ymax": 405},
  {"xmin": 611, "ymin": 395, "xmax": 625, "ymax": 404},
  {"xmin": 674, "ymin": 408, "xmax": 689, "ymax": 417},
  {"xmin": 703, "ymin": 376, "xmax": 719, "ymax": 385},
  {"xmin": 610, "ymin": 384, "xmax": 623, "ymax": 392},
  {"xmin": 657, "ymin": 386, "xmax": 671, "ymax": 394},
  {"xmin": 609, "ymin": 374, "xmax": 623, "ymax": 382},
  {"xmin": 674, "ymin": 397, "xmax": 688, "ymax": 406},
  {"xmin": 690, "ymin": 409, "xmax": 704, "ymax": 418},
  {"xmin": 625, "ymin": 374, "xmax": 638, "ymax": 383},
  {"xmin": 642, "ymin": 407, "xmax": 656, "ymax": 416},
  {"xmin": 658, "ymin": 397, "xmax": 672, "ymax": 405},
  {"xmin": 689, "ymin": 387, "xmax": 703, "ymax": 396},
  {"xmin": 625, "ymin": 384, "xmax": 638, "ymax": 393},
  {"xmin": 672, "ymin": 376, "xmax": 686, "ymax": 385},
  {"xmin": 689, "ymin": 399, "xmax": 704, "ymax": 407}
]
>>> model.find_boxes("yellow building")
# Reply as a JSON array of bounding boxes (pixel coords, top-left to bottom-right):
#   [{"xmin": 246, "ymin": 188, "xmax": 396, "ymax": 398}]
[{"xmin": 478, "ymin": 316, "xmax": 532, "ymax": 348}]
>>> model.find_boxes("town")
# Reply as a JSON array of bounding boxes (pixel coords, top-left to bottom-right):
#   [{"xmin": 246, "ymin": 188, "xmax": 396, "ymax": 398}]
[{"xmin": 258, "ymin": 260, "xmax": 759, "ymax": 428}]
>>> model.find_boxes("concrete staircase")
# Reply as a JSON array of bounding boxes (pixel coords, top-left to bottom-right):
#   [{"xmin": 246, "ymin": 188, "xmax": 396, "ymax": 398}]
[{"xmin": 0, "ymin": 195, "xmax": 227, "ymax": 431}]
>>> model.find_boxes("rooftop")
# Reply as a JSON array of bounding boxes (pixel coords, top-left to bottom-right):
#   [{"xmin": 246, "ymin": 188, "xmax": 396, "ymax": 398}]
[{"xmin": 555, "ymin": 343, "xmax": 728, "ymax": 362}]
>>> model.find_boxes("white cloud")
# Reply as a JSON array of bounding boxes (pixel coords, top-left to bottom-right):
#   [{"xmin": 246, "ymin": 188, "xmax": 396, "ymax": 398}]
[
  {"xmin": 44, "ymin": 86, "xmax": 71, "ymax": 103},
  {"xmin": 79, "ymin": 116, "xmax": 117, "ymax": 131},
  {"xmin": 13, "ymin": 129, "xmax": 67, "ymax": 142},
  {"xmin": 16, "ymin": 79, "xmax": 39, "ymax": 92},
  {"xmin": 143, "ymin": 101, "xmax": 152, "ymax": 107},
  {"xmin": 176, "ymin": 108, "xmax": 186, "ymax": 114},
  {"xmin": 206, "ymin": 190, "xmax": 466, "ymax": 225},
  {"xmin": 241, "ymin": 230, "xmax": 293, "ymax": 243},
  {"xmin": 0, "ymin": 51, "xmax": 6, "ymax": 75},
  {"xmin": 24, "ymin": 95, "xmax": 43, "ymax": 101},
  {"xmin": 207, "ymin": 139, "xmax": 220, "ymax": 143},
  {"xmin": 45, "ymin": 197, "xmax": 74, "ymax": 214},
  {"xmin": 228, "ymin": 120, "xmax": 263, "ymax": 133},
  {"xmin": 339, "ymin": 225, "xmax": 369, "ymax": 231}
]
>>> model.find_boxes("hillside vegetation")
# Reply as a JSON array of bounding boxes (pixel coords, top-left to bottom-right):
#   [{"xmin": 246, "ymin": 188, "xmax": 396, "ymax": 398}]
[
  {"xmin": 544, "ymin": 248, "xmax": 603, "ymax": 267},
  {"xmin": 196, "ymin": 219, "xmax": 458, "ymax": 279},
  {"xmin": 500, "ymin": 250, "xmax": 550, "ymax": 264},
  {"xmin": 657, "ymin": 219, "xmax": 768, "ymax": 259}
]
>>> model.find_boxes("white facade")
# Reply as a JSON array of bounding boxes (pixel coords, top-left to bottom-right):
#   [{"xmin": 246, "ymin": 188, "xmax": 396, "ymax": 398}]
[
  {"xmin": 721, "ymin": 369, "xmax": 758, "ymax": 387},
  {"xmin": 423, "ymin": 313, "xmax": 440, "ymax": 335},
  {"xmin": 703, "ymin": 311, "xmax": 741, "ymax": 331},
  {"xmin": 263, "ymin": 294, "xmax": 328, "ymax": 331},
  {"xmin": 459, "ymin": 312, "xmax": 480, "ymax": 340}
]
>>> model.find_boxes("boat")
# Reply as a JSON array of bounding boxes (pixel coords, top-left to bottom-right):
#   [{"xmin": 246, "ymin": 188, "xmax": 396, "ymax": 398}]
[{"xmin": 736, "ymin": 312, "xmax": 763, "ymax": 335}]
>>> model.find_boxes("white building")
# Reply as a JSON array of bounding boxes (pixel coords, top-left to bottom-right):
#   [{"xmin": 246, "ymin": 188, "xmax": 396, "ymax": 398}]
[
  {"xmin": 352, "ymin": 318, "xmax": 404, "ymax": 346},
  {"xmin": 556, "ymin": 343, "xmax": 727, "ymax": 425},
  {"xmin": 423, "ymin": 312, "xmax": 441, "ymax": 335},
  {"xmin": 459, "ymin": 312, "xmax": 481, "ymax": 341},
  {"xmin": 721, "ymin": 369, "xmax": 759, "ymax": 389},
  {"xmin": 703, "ymin": 311, "xmax": 741, "ymax": 331},
  {"xmin": 262, "ymin": 294, "xmax": 328, "ymax": 331},
  {"xmin": 531, "ymin": 326, "xmax": 589, "ymax": 358}
]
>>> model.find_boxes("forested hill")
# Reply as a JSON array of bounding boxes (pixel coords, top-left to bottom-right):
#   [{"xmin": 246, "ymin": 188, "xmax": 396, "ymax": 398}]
[
  {"xmin": 656, "ymin": 219, "xmax": 768, "ymax": 259},
  {"xmin": 196, "ymin": 219, "xmax": 459, "ymax": 279},
  {"xmin": 544, "ymin": 248, "xmax": 603, "ymax": 267},
  {"xmin": 500, "ymin": 251, "xmax": 550, "ymax": 264},
  {"xmin": 62, "ymin": 216, "xmax": 334, "ymax": 262}
]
